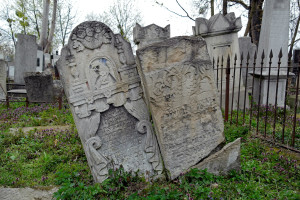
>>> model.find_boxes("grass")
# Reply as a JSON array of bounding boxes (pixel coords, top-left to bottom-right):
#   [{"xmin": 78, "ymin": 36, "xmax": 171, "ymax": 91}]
[{"xmin": 0, "ymin": 102, "xmax": 299, "ymax": 199}]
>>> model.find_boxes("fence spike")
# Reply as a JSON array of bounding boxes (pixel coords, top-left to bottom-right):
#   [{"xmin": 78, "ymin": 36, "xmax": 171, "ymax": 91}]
[
  {"xmin": 222, "ymin": 55, "xmax": 224, "ymax": 63},
  {"xmin": 254, "ymin": 51, "xmax": 257, "ymax": 60},
  {"xmin": 269, "ymin": 49, "xmax": 273, "ymax": 58},
  {"xmin": 240, "ymin": 52, "xmax": 243, "ymax": 61},
  {"xmin": 278, "ymin": 48, "xmax": 283, "ymax": 58},
  {"xmin": 247, "ymin": 52, "xmax": 250, "ymax": 61},
  {"xmin": 262, "ymin": 50, "xmax": 265, "ymax": 59},
  {"xmin": 217, "ymin": 56, "xmax": 219, "ymax": 64},
  {"xmin": 227, "ymin": 54, "xmax": 230, "ymax": 63}
]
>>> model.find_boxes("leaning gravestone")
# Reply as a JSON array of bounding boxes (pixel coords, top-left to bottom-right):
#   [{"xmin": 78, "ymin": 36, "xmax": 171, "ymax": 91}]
[
  {"xmin": 56, "ymin": 21, "xmax": 163, "ymax": 183},
  {"xmin": 24, "ymin": 72, "xmax": 54, "ymax": 102},
  {"xmin": 136, "ymin": 36, "xmax": 225, "ymax": 179},
  {"xmin": 14, "ymin": 34, "xmax": 38, "ymax": 84},
  {"xmin": 0, "ymin": 59, "xmax": 7, "ymax": 100}
]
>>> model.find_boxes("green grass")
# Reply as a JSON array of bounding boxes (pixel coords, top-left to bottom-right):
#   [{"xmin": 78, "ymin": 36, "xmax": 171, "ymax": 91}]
[{"xmin": 0, "ymin": 102, "xmax": 299, "ymax": 199}]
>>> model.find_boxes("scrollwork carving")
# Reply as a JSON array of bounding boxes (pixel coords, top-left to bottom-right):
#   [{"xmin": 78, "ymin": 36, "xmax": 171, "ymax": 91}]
[
  {"xmin": 86, "ymin": 137, "xmax": 109, "ymax": 183},
  {"xmin": 137, "ymin": 120, "xmax": 163, "ymax": 175}
]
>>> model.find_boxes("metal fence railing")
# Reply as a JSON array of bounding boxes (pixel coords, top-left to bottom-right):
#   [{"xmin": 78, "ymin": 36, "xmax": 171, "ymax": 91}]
[{"xmin": 213, "ymin": 49, "xmax": 300, "ymax": 151}]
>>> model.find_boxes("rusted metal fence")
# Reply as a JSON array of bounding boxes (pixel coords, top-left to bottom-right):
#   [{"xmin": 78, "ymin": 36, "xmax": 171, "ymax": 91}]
[{"xmin": 213, "ymin": 49, "xmax": 300, "ymax": 151}]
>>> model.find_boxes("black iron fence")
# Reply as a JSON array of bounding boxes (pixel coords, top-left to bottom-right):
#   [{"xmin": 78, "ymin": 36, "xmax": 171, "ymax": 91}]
[{"xmin": 213, "ymin": 49, "xmax": 300, "ymax": 151}]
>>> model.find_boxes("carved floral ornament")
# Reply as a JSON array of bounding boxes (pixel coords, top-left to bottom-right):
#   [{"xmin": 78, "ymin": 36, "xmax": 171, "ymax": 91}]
[{"xmin": 150, "ymin": 64, "xmax": 214, "ymax": 101}]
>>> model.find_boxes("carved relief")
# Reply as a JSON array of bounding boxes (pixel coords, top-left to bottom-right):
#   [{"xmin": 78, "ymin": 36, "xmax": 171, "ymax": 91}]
[{"xmin": 57, "ymin": 21, "xmax": 164, "ymax": 183}]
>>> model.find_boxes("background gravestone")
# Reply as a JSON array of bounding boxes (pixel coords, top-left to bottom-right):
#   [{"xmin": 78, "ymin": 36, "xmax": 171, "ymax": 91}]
[
  {"xmin": 238, "ymin": 37, "xmax": 257, "ymax": 88},
  {"xmin": 57, "ymin": 21, "xmax": 163, "ymax": 183},
  {"xmin": 24, "ymin": 72, "xmax": 54, "ymax": 103},
  {"xmin": 136, "ymin": 36, "xmax": 225, "ymax": 179},
  {"xmin": 14, "ymin": 34, "xmax": 38, "ymax": 84},
  {"xmin": 133, "ymin": 23, "xmax": 170, "ymax": 49},
  {"xmin": 0, "ymin": 59, "xmax": 7, "ymax": 100},
  {"xmin": 193, "ymin": 13, "xmax": 248, "ymax": 110},
  {"xmin": 252, "ymin": 0, "xmax": 290, "ymax": 107}
]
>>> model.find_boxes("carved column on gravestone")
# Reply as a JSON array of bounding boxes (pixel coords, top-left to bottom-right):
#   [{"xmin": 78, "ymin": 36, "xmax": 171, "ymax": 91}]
[
  {"xmin": 136, "ymin": 36, "xmax": 225, "ymax": 179},
  {"xmin": 57, "ymin": 21, "xmax": 163, "ymax": 183}
]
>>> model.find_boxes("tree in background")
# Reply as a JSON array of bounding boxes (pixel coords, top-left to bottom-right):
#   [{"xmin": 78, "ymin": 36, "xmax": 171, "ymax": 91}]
[
  {"xmin": 0, "ymin": 0, "xmax": 76, "ymax": 55},
  {"xmin": 156, "ymin": 0, "xmax": 299, "ymax": 49},
  {"xmin": 85, "ymin": 0, "xmax": 142, "ymax": 46}
]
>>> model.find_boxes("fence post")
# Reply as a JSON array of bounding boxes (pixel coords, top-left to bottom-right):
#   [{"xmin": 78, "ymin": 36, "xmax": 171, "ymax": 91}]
[{"xmin": 225, "ymin": 55, "xmax": 230, "ymax": 122}]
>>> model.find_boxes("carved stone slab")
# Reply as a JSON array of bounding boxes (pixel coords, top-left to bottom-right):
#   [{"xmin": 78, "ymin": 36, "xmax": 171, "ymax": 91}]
[
  {"xmin": 24, "ymin": 72, "xmax": 54, "ymax": 103},
  {"xmin": 56, "ymin": 21, "xmax": 163, "ymax": 183},
  {"xmin": 136, "ymin": 36, "xmax": 225, "ymax": 179}
]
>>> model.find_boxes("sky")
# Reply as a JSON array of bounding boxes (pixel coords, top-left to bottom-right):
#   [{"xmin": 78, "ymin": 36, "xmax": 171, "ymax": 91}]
[{"xmin": 74, "ymin": 0, "xmax": 197, "ymax": 37}]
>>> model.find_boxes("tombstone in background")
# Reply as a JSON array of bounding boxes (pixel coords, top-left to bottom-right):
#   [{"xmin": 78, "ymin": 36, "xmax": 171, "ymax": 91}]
[
  {"xmin": 251, "ymin": 0, "xmax": 290, "ymax": 107},
  {"xmin": 57, "ymin": 21, "xmax": 163, "ymax": 183},
  {"xmin": 14, "ymin": 34, "xmax": 38, "ymax": 84},
  {"xmin": 293, "ymin": 50, "xmax": 300, "ymax": 75},
  {"xmin": 193, "ymin": 13, "xmax": 248, "ymax": 110},
  {"xmin": 133, "ymin": 23, "xmax": 170, "ymax": 49},
  {"xmin": 0, "ymin": 59, "xmax": 7, "ymax": 100},
  {"xmin": 136, "ymin": 36, "xmax": 240, "ymax": 179},
  {"xmin": 24, "ymin": 72, "xmax": 54, "ymax": 102},
  {"xmin": 238, "ymin": 37, "xmax": 257, "ymax": 88}
]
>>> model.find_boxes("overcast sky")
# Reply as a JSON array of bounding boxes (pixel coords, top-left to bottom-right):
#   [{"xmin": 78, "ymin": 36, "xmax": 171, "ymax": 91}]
[{"xmin": 73, "ymin": 0, "xmax": 246, "ymax": 38}]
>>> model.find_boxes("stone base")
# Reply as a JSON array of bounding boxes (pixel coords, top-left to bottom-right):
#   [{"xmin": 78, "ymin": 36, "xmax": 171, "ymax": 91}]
[{"xmin": 194, "ymin": 138, "xmax": 241, "ymax": 175}]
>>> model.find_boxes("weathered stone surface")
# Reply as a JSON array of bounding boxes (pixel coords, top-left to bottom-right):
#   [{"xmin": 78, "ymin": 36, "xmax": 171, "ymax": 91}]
[
  {"xmin": 194, "ymin": 138, "xmax": 241, "ymax": 175},
  {"xmin": 238, "ymin": 37, "xmax": 257, "ymax": 88},
  {"xmin": 252, "ymin": 0, "xmax": 290, "ymax": 106},
  {"xmin": 14, "ymin": 34, "xmax": 38, "ymax": 84},
  {"xmin": 194, "ymin": 13, "xmax": 248, "ymax": 110},
  {"xmin": 0, "ymin": 59, "xmax": 7, "ymax": 100},
  {"xmin": 133, "ymin": 23, "xmax": 170, "ymax": 49},
  {"xmin": 24, "ymin": 72, "xmax": 54, "ymax": 103},
  {"xmin": 136, "ymin": 36, "xmax": 225, "ymax": 179},
  {"xmin": 193, "ymin": 13, "xmax": 242, "ymax": 36},
  {"xmin": 0, "ymin": 187, "xmax": 57, "ymax": 200},
  {"xmin": 56, "ymin": 21, "xmax": 163, "ymax": 183}
]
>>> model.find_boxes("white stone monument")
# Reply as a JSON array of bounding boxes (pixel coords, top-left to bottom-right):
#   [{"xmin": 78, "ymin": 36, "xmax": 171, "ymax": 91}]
[{"xmin": 252, "ymin": 0, "xmax": 290, "ymax": 107}]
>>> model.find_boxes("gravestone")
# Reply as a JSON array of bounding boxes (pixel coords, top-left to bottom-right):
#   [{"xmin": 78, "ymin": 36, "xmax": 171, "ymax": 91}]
[
  {"xmin": 133, "ymin": 23, "xmax": 170, "ymax": 49},
  {"xmin": 293, "ymin": 50, "xmax": 300, "ymax": 75},
  {"xmin": 0, "ymin": 59, "xmax": 7, "ymax": 100},
  {"xmin": 24, "ymin": 72, "xmax": 54, "ymax": 103},
  {"xmin": 136, "ymin": 36, "xmax": 225, "ymax": 179},
  {"xmin": 252, "ymin": 0, "xmax": 290, "ymax": 107},
  {"xmin": 14, "ymin": 34, "xmax": 38, "ymax": 84},
  {"xmin": 238, "ymin": 37, "xmax": 257, "ymax": 88},
  {"xmin": 56, "ymin": 21, "xmax": 163, "ymax": 183},
  {"xmin": 193, "ymin": 13, "xmax": 248, "ymax": 110}
]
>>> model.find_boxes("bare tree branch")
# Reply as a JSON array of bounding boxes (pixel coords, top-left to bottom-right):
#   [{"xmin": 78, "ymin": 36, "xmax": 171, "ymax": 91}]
[{"xmin": 227, "ymin": 0, "xmax": 249, "ymax": 10}]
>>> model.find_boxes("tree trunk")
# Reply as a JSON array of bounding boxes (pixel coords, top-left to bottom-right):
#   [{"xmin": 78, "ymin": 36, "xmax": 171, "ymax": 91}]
[
  {"xmin": 45, "ymin": 0, "xmax": 57, "ymax": 53},
  {"xmin": 289, "ymin": 14, "xmax": 300, "ymax": 55},
  {"xmin": 39, "ymin": 0, "xmax": 50, "ymax": 49},
  {"xmin": 211, "ymin": 0, "xmax": 214, "ymax": 16},
  {"xmin": 223, "ymin": 0, "xmax": 227, "ymax": 15},
  {"xmin": 249, "ymin": 0, "xmax": 264, "ymax": 46}
]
